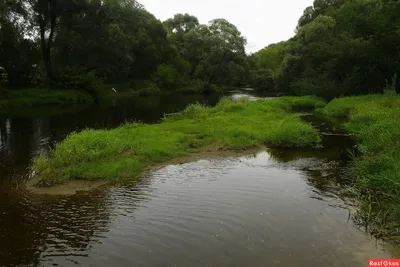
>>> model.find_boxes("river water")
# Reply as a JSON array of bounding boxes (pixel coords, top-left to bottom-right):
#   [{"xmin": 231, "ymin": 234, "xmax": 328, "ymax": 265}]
[{"xmin": 0, "ymin": 90, "xmax": 399, "ymax": 267}]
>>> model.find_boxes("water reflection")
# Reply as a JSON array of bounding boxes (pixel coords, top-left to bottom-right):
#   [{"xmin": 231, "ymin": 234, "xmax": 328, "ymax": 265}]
[{"xmin": 0, "ymin": 189, "xmax": 112, "ymax": 266}]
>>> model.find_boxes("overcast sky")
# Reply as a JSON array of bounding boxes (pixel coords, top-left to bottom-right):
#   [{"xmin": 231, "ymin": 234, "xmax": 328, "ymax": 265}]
[{"xmin": 140, "ymin": 0, "xmax": 314, "ymax": 53}]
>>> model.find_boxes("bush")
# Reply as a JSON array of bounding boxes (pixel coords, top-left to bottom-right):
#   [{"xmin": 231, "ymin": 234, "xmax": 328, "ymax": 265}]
[
  {"xmin": 383, "ymin": 74, "xmax": 397, "ymax": 97},
  {"xmin": 152, "ymin": 63, "xmax": 183, "ymax": 90},
  {"xmin": 178, "ymin": 80, "xmax": 204, "ymax": 94},
  {"xmin": 250, "ymin": 69, "xmax": 275, "ymax": 91},
  {"xmin": 51, "ymin": 66, "xmax": 106, "ymax": 99},
  {"xmin": 133, "ymin": 80, "xmax": 161, "ymax": 96}
]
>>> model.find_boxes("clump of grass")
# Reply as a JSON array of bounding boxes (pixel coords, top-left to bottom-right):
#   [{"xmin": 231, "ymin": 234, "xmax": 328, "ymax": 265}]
[
  {"xmin": 321, "ymin": 94, "xmax": 400, "ymax": 240},
  {"xmin": 383, "ymin": 73, "xmax": 397, "ymax": 97},
  {"xmin": 0, "ymin": 88, "xmax": 93, "ymax": 109},
  {"xmin": 34, "ymin": 96, "xmax": 323, "ymax": 186},
  {"xmin": 271, "ymin": 96, "xmax": 326, "ymax": 111}
]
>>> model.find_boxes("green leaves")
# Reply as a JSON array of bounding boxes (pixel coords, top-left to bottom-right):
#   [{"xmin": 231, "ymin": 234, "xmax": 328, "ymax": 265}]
[{"xmin": 251, "ymin": 0, "xmax": 400, "ymax": 98}]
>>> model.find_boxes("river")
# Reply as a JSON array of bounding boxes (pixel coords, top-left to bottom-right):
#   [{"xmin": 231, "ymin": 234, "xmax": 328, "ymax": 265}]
[{"xmin": 0, "ymin": 90, "xmax": 399, "ymax": 267}]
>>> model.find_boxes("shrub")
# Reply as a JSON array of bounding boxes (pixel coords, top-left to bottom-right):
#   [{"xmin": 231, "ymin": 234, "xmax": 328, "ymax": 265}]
[
  {"xmin": 52, "ymin": 66, "xmax": 104, "ymax": 98},
  {"xmin": 133, "ymin": 80, "xmax": 161, "ymax": 96}
]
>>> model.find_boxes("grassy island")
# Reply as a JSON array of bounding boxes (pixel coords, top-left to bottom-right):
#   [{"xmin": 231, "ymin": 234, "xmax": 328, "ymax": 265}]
[{"xmin": 33, "ymin": 96, "xmax": 325, "ymax": 186}]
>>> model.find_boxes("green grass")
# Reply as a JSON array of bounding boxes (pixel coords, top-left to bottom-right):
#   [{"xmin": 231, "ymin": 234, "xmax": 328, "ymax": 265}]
[
  {"xmin": 321, "ymin": 94, "xmax": 400, "ymax": 240},
  {"xmin": 269, "ymin": 95, "xmax": 326, "ymax": 111},
  {"xmin": 0, "ymin": 88, "xmax": 94, "ymax": 109},
  {"xmin": 34, "ymin": 96, "xmax": 323, "ymax": 186}
]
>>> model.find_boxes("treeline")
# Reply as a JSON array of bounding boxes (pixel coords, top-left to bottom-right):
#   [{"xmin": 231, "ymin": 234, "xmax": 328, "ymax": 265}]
[
  {"xmin": 249, "ymin": 0, "xmax": 400, "ymax": 98},
  {"xmin": 0, "ymin": 0, "xmax": 248, "ymax": 95},
  {"xmin": 2, "ymin": 0, "xmax": 400, "ymax": 99}
]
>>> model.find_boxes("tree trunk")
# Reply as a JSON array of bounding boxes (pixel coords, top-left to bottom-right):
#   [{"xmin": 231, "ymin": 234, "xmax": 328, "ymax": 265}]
[
  {"xmin": 0, "ymin": 78, "xmax": 3, "ymax": 98},
  {"xmin": 39, "ymin": 18, "xmax": 52, "ymax": 80},
  {"xmin": 38, "ymin": 0, "xmax": 58, "ymax": 81}
]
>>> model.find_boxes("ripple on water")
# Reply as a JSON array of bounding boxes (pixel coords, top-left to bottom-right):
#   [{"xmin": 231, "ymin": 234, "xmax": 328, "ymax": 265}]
[{"xmin": 1, "ymin": 151, "xmax": 399, "ymax": 267}]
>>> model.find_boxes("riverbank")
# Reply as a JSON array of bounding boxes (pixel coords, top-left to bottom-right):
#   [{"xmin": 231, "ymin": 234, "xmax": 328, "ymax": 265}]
[
  {"xmin": 0, "ymin": 86, "xmax": 223, "ymax": 115},
  {"xmin": 32, "ymin": 96, "xmax": 325, "ymax": 187},
  {"xmin": 320, "ymin": 94, "xmax": 400, "ymax": 242},
  {"xmin": 0, "ymin": 89, "xmax": 94, "ymax": 110}
]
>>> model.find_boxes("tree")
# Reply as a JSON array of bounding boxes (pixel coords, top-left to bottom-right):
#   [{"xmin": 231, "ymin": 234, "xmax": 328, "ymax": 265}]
[
  {"xmin": 0, "ymin": 0, "xmax": 40, "ymax": 87},
  {"xmin": 253, "ymin": 0, "xmax": 400, "ymax": 98},
  {"xmin": 248, "ymin": 42, "xmax": 287, "ymax": 91},
  {"xmin": 27, "ymin": 0, "xmax": 62, "ymax": 79},
  {"xmin": 51, "ymin": 0, "xmax": 170, "ymax": 85},
  {"xmin": 183, "ymin": 19, "xmax": 247, "ymax": 89},
  {"xmin": 164, "ymin": 13, "xmax": 199, "ymax": 44}
]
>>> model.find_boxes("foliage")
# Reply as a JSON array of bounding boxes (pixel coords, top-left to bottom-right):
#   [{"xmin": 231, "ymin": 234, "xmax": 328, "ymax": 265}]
[
  {"xmin": 321, "ymin": 94, "xmax": 400, "ymax": 238},
  {"xmin": 249, "ymin": 0, "xmax": 400, "ymax": 98},
  {"xmin": 164, "ymin": 13, "xmax": 199, "ymax": 45},
  {"xmin": 383, "ymin": 74, "xmax": 397, "ymax": 97},
  {"xmin": 131, "ymin": 80, "xmax": 161, "ymax": 96},
  {"xmin": 3, "ymin": 0, "xmax": 400, "ymax": 100},
  {"xmin": 52, "ymin": 66, "xmax": 102, "ymax": 92},
  {"xmin": 0, "ymin": 0, "xmax": 40, "ymax": 86},
  {"xmin": 184, "ymin": 19, "xmax": 248, "ymax": 88},
  {"xmin": 1, "ymin": 0, "xmax": 249, "ymax": 96},
  {"xmin": 248, "ymin": 42, "xmax": 287, "ymax": 91},
  {"xmin": 33, "ymin": 96, "xmax": 322, "ymax": 186}
]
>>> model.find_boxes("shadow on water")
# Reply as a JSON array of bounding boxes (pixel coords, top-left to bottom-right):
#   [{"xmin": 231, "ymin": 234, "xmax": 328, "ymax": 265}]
[
  {"xmin": 268, "ymin": 114, "xmax": 355, "ymax": 194},
  {"xmin": 1, "ymin": 90, "xmax": 400, "ymax": 266},
  {"xmin": 0, "ymin": 189, "xmax": 112, "ymax": 266}
]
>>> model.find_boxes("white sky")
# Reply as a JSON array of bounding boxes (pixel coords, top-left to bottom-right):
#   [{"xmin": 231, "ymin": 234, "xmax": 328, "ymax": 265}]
[{"xmin": 140, "ymin": 0, "xmax": 314, "ymax": 53}]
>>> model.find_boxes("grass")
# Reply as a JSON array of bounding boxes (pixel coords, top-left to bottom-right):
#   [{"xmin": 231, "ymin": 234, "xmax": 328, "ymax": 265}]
[
  {"xmin": 0, "ymin": 88, "xmax": 94, "ymax": 109},
  {"xmin": 321, "ymin": 94, "xmax": 400, "ymax": 241},
  {"xmin": 269, "ymin": 95, "xmax": 327, "ymax": 111},
  {"xmin": 33, "ymin": 96, "xmax": 324, "ymax": 186}
]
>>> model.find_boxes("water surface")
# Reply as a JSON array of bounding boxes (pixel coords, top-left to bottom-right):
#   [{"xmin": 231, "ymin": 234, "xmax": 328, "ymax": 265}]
[{"xmin": 0, "ymin": 91, "xmax": 399, "ymax": 267}]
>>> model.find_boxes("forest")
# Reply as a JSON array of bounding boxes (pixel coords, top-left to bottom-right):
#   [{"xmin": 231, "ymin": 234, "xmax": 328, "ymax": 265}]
[
  {"xmin": 0, "ymin": 0, "xmax": 248, "ymax": 100},
  {"xmin": 249, "ymin": 0, "xmax": 400, "ymax": 98},
  {"xmin": 1, "ymin": 0, "xmax": 399, "ymax": 102}
]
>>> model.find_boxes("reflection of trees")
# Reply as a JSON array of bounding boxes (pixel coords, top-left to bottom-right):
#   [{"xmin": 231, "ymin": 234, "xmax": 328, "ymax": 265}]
[
  {"xmin": 0, "ymin": 116, "xmax": 115, "ymax": 266},
  {"xmin": 0, "ymin": 117, "xmax": 52, "ymax": 168},
  {"xmin": 0, "ymin": 118, "xmax": 13, "ymax": 164},
  {"xmin": 0, "ymin": 189, "xmax": 113, "ymax": 266},
  {"xmin": 1, "ymin": 173, "xmax": 153, "ymax": 266}
]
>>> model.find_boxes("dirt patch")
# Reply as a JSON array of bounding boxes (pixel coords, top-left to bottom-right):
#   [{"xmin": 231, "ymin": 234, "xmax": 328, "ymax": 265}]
[
  {"xmin": 26, "ymin": 176, "xmax": 109, "ymax": 196},
  {"xmin": 26, "ymin": 144, "xmax": 266, "ymax": 196}
]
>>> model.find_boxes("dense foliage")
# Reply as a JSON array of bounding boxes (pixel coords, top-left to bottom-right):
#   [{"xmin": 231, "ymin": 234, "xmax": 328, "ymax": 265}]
[
  {"xmin": 1, "ymin": 0, "xmax": 400, "ymax": 98},
  {"xmin": 0, "ymin": 0, "xmax": 247, "ymax": 95},
  {"xmin": 249, "ymin": 0, "xmax": 400, "ymax": 98}
]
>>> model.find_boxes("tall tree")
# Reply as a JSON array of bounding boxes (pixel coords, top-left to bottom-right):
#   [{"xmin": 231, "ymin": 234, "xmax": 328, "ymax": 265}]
[
  {"xmin": 183, "ymin": 19, "xmax": 247, "ymax": 89},
  {"xmin": 251, "ymin": 0, "xmax": 400, "ymax": 98},
  {"xmin": 0, "ymin": 0, "xmax": 39, "ymax": 87},
  {"xmin": 27, "ymin": 0, "xmax": 63, "ymax": 80}
]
